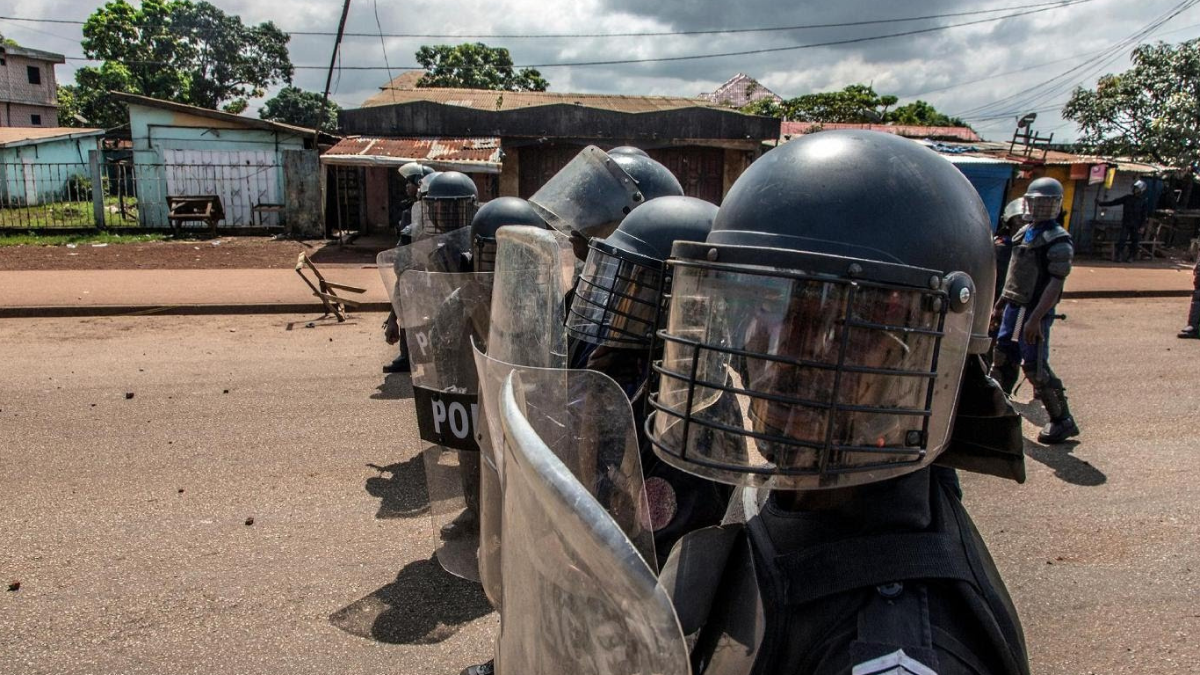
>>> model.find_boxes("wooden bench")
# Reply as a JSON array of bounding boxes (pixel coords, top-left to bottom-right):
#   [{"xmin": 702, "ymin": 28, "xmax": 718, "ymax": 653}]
[
  {"xmin": 167, "ymin": 195, "xmax": 224, "ymax": 237},
  {"xmin": 252, "ymin": 202, "xmax": 285, "ymax": 231}
]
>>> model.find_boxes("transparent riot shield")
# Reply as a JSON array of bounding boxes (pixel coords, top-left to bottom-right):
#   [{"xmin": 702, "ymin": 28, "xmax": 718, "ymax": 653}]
[
  {"xmin": 528, "ymin": 145, "xmax": 643, "ymax": 246},
  {"xmin": 495, "ymin": 370, "xmax": 687, "ymax": 675},
  {"xmin": 375, "ymin": 227, "xmax": 472, "ymax": 316},
  {"xmin": 473, "ymin": 225, "xmax": 579, "ymax": 609},
  {"xmin": 397, "ymin": 270, "xmax": 494, "ymax": 582}
]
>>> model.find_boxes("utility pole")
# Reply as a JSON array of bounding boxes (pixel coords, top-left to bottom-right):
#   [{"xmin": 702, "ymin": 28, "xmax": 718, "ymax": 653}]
[{"xmin": 319, "ymin": 0, "xmax": 352, "ymax": 241}]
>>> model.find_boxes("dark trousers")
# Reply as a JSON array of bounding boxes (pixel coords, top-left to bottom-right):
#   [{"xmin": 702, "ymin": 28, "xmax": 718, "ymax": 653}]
[{"xmin": 1114, "ymin": 224, "xmax": 1141, "ymax": 262}]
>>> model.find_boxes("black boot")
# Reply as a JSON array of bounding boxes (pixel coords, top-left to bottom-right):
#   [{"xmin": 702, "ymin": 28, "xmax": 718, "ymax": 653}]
[
  {"xmin": 989, "ymin": 350, "xmax": 1020, "ymax": 396},
  {"xmin": 382, "ymin": 353, "xmax": 410, "ymax": 373},
  {"xmin": 460, "ymin": 660, "xmax": 494, "ymax": 675},
  {"xmin": 1035, "ymin": 381, "xmax": 1079, "ymax": 443},
  {"xmin": 1179, "ymin": 326, "xmax": 1200, "ymax": 339}
]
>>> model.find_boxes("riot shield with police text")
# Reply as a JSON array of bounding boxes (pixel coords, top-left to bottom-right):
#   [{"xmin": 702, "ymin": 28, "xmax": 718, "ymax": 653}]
[
  {"xmin": 375, "ymin": 227, "xmax": 472, "ymax": 317},
  {"xmin": 397, "ymin": 269, "xmax": 494, "ymax": 582},
  {"xmin": 473, "ymin": 225, "xmax": 578, "ymax": 608},
  {"xmin": 494, "ymin": 370, "xmax": 686, "ymax": 675}
]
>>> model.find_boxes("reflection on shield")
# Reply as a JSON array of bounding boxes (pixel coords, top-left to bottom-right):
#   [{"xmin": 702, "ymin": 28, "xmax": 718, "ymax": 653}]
[
  {"xmin": 528, "ymin": 145, "xmax": 643, "ymax": 245},
  {"xmin": 398, "ymin": 270, "xmax": 495, "ymax": 583},
  {"xmin": 376, "ymin": 228, "xmax": 472, "ymax": 317},
  {"xmin": 495, "ymin": 371, "xmax": 686, "ymax": 675},
  {"xmin": 471, "ymin": 225, "xmax": 578, "ymax": 610}
]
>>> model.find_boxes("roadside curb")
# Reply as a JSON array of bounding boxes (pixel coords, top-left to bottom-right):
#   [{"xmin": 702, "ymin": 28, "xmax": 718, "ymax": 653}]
[
  {"xmin": 0, "ymin": 290, "xmax": 1190, "ymax": 319},
  {"xmin": 0, "ymin": 302, "xmax": 392, "ymax": 319},
  {"xmin": 1061, "ymin": 289, "xmax": 1193, "ymax": 300}
]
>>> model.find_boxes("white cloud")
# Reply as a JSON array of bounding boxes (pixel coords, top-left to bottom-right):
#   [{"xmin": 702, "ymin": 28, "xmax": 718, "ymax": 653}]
[{"xmin": 5, "ymin": 0, "xmax": 1199, "ymax": 140}]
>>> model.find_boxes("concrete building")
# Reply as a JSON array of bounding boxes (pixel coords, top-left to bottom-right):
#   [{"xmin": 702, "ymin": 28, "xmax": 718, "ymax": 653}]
[
  {"xmin": 338, "ymin": 81, "xmax": 779, "ymax": 236},
  {"xmin": 113, "ymin": 93, "xmax": 335, "ymax": 235},
  {"xmin": 0, "ymin": 127, "xmax": 103, "ymax": 206},
  {"xmin": 0, "ymin": 45, "xmax": 65, "ymax": 128}
]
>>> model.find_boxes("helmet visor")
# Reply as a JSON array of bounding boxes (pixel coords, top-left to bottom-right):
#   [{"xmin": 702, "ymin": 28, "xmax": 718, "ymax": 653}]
[
  {"xmin": 648, "ymin": 256, "xmax": 974, "ymax": 490},
  {"xmin": 473, "ymin": 236, "xmax": 497, "ymax": 273},
  {"xmin": 423, "ymin": 197, "xmax": 479, "ymax": 234},
  {"xmin": 566, "ymin": 241, "xmax": 665, "ymax": 348},
  {"xmin": 1023, "ymin": 195, "xmax": 1061, "ymax": 222}
]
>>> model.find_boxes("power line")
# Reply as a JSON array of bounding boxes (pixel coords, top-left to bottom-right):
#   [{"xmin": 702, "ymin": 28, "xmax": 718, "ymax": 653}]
[
  {"xmin": 54, "ymin": 0, "xmax": 1098, "ymax": 71},
  {"xmin": 899, "ymin": 19, "xmax": 1200, "ymax": 99},
  {"xmin": 955, "ymin": 0, "xmax": 1198, "ymax": 120},
  {"xmin": 0, "ymin": 1, "xmax": 1095, "ymax": 39}
]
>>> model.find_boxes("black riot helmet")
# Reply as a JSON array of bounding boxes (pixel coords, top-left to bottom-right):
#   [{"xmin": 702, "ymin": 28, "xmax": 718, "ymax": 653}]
[
  {"xmin": 612, "ymin": 152, "xmax": 684, "ymax": 203},
  {"xmin": 646, "ymin": 130, "xmax": 995, "ymax": 490},
  {"xmin": 1023, "ymin": 177, "xmax": 1064, "ymax": 223},
  {"xmin": 568, "ymin": 196, "xmax": 717, "ymax": 348},
  {"xmin": 609, "ymin": 145, "xmax": 650, "ymax": 157},
  {"xmin": 422, "ymin": 171, "xmax": 479, "ymax": 234},
  {"xmin": 469, "ymin": 197, "xmax": 548, "ymax": 273}
]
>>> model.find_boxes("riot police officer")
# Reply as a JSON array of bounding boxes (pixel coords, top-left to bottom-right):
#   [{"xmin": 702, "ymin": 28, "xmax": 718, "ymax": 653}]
[
  {"xmin": 564, "ymin": 196, "xmax": 729, "ymax": 565},
  {"xmin": 990, "ymin": 177, "xmax": 1080, "ymax": 444},
  {"xmin": 644, "ymin": 131, "xmax": 1029, "ymax": 674},
  {"xmin": 466, "ymin": 196, "xmax": 548, "ymax": 273}
]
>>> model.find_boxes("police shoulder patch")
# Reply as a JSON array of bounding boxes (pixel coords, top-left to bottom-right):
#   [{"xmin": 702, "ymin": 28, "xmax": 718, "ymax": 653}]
[{"xmin": 852, "ymin": 649, "xmax": 939, "ymax": 675}]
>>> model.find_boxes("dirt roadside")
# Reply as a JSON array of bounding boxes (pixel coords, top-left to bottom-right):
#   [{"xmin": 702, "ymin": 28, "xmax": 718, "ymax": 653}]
[{"xmin": 0, "ymin": 236, "xmax": 389, "ymax": 271}]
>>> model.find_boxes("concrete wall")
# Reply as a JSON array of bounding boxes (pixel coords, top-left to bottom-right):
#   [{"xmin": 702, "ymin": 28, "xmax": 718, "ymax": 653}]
[
  {"xmin": 0, "ymin": 136, "xmax": 96, "ymax": 205},
  {"xmin": 0, "ymin": 102, "xmax": 58, "ymax": 127},
  {"xmin": 0, "ymin": 52, "xmax": 59, "ymax": 110}
]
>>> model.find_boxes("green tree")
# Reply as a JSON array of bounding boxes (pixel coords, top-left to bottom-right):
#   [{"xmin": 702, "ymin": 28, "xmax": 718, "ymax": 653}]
[
  {"xmin": 260, "ymin": 86, "xmax": 340, "ymax": 131},
  {"xmin": 742, "ymin": 84, "xmax": 965, "ymax": 127},
  {"xmin": 71, "ymin": 0, "xmax": 293, "ymax": 127},
  {"xmin": 1063, "ymin": 40, "xmax": 1200, "ymax": 169},
  {"xmin": 886, "ymin": 100, "xmax": 967, "ymax": 127},
  {"xmin": 415, "ymin": 43, "xmax": 549, "ymax": 91},
  {"xmin": 0, "ymin": 32, "xmax": 19, "ymax": 47}
]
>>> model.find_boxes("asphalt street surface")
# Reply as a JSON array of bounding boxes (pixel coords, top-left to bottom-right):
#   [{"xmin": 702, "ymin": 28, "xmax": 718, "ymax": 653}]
[{"xmin": 1, "ymin": 298, "xmax": 1197, "ymax": 674}]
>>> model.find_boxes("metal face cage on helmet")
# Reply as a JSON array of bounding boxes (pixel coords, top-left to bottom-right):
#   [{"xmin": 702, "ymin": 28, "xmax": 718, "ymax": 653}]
[
  {"xmin": 568, "ymin": 239, "xmax": 668, "ymax": 348},
  {"xmin": 566, "ymin": 196, "xmax": 717, "ymax": 349},
  {"xmin": 469, "ymin": 197, "xmax": 548, "ymax": 274},
  {"xmin": 647, "ymin": 243, "xmax": 976, "ymax": 491},
  {"xmin": 1023, "ymin": 177, "xmax": 1063, "ymax": 223},
  {"xmin": 422, "ymin": 171, "xmax": 479, "ymax": 235}
]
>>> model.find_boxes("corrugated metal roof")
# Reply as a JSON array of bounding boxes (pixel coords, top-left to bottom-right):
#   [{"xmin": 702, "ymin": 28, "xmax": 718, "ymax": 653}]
[
  {"xmin": 937, "ymin": 140, "xmax": 1168, "ymax": 174},
  {"xmin": 361, "ymin": 86, "xmax": 718, "ymax": 113},
  {"xmin": 0, "ymin": 127, "xmax": 104, "ymax": 148},
  {"xmin": 321, "ymin": 136, "xmax": 503, "ymax": 173},
  {"xmin": 699, "ymin": 73, "xmax": 782, "ymax": 108},
  {"xmin": 781, "ymin": 121, "xmax": 982, "ymax": 142}
]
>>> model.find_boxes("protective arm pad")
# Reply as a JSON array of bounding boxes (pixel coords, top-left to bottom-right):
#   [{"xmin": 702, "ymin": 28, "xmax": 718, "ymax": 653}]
[{"xmin": 1045, "ymin": 241, "xmax": 1074, "ymax": 279}]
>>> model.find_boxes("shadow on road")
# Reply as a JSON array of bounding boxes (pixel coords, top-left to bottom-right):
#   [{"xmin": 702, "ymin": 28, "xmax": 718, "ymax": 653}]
[
  {"xmin": 1010, "ymin": 400, "xmax": 1106, "ymax": 487},
  {"xmin": 366, "ymin": 455, "xmax": 429, "ymax": 519},
  {"xmin": 328, "ymin": 555, "xmax": 493, "ymax": 645},
  {"xmin": 371, "ymin": 371, "xmax": 414, "ymax": 400}
]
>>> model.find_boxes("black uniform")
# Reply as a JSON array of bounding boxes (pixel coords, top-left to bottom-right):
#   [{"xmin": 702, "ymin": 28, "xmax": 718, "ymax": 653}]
[{"xmin": 1098, "ymin": 192, "xmax": 1148, "ymax": 262}]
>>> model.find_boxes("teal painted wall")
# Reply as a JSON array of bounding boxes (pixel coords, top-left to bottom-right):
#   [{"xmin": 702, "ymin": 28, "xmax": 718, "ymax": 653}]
[
  {"xmin": 127, "ymin": 103, "xmax": 309, "ymax": 228},
  {"xmin": 0, "ymin": 136, "xmax": 97, "ymax": 205}
]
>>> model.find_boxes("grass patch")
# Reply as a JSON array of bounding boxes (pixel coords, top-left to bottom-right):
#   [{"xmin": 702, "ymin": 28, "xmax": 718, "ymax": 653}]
[
  {"xmin": 0, "ymin": 231, "xmax": 167, "ymax": 247},
  {"xmin": 0, "ymin": 195, "xmax": 140, "ymax": 229}
]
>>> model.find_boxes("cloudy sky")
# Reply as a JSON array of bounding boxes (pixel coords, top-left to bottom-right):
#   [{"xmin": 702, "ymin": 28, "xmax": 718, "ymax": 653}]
[{"xmin": 4, "ymin": 0, "xmax": 1198, "ymax": 140}]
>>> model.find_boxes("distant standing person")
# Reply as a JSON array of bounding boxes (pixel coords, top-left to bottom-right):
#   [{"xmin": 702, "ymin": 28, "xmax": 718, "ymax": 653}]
[
  {"xmin": 995, "ymin": 198, "xmax": 1027, "ymax": 299},
  {"xmin": 991, "ymin": 177, "xmax": 1080, "ymax": 444},
  {"xmin": 1179, "ymin": 258, "xmax": 1200, "ymax": 339},
  {"xmin": 1099, "ymin": 179, "xmax": 1149, "ymax": 263}
]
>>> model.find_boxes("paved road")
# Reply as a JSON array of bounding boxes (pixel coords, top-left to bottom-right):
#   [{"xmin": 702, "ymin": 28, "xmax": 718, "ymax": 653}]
[{"xmin": 1, "ymin": 298, "xmax": 1197, "ymax": 674}]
